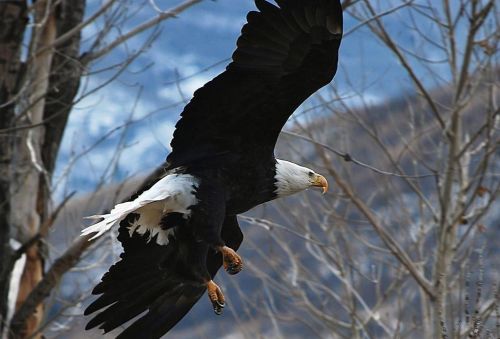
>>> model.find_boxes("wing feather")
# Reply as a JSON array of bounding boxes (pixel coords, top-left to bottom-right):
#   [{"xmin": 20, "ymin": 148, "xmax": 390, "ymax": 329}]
[
  {"xmin": 85, "ymin": 215, "xmax": 244, "ymax": 338},
  {"xmin": 166, "ymin": 0, "xmax": 343, "ymax": 169}
]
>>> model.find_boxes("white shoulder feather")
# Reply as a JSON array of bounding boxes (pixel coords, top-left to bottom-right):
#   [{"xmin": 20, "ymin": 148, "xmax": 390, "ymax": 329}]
[{"xmin": 81, "ymin": 174, "xmax": 199, "ymax": 241}]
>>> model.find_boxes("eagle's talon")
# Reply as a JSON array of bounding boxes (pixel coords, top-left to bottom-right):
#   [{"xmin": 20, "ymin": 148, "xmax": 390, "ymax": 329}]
[
  {"xmin": 220, "ymin": 246, "xmax": 243, "ymax": 275},
  {"xmin": 226, "ymin": 262, "xmax": 242, "ymax": 275},
  {"xmin": 213, "ymin": 305, "xmax": 223, "ymax": 315},
  {"xmin": 213, "ymin": 300, "xmax": 225, "ymax": 314},
  {"xmin": 207, "ymin": 280, "xmax": 225, "ymax": 315},
  {"xmin": 213, "ymin": 299, "xmax": 225, "ymax": 315}
]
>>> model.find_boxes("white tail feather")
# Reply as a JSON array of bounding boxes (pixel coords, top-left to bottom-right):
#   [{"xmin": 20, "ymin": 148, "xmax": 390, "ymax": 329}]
[
  {"xmin": 81, "ymin": 173, "xmax": 200, "ymax": 241},
  {"xmin": 81, "ymin": 215, "xmax": 122, "ymax": 240},
  {"xmin": 83, "ymin": 215, "xmax": 105, "ymax": 220},
  {"xmin": 81, "ymin": 201, "xmax": 146, "ymax": 240}
]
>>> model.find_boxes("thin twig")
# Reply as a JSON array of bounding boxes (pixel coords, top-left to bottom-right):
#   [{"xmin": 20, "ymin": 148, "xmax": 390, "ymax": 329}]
[
  {"xmin": 283, "ymin": 130, "xmax": 437, "ymax": 179},
  {"xmin": 81, "ymin": 0, "xmax": 203, "ymax": 63}
]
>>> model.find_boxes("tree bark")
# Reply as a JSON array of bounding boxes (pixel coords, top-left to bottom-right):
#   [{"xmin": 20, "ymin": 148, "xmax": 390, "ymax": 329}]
[
  {"xmin": 5, "ymin": 1, "xmax": 86, "ymax": 336},
  {"xmin": 0, "ymin": 0, "xmax": 28, "ymax": 330},
  {"xmin": 9, "ymin": 1, "xmax": 57, "ymax": 337},
  {"xmin": 42, "ymin": 0, "xmax": 86, "ymax": 176}
]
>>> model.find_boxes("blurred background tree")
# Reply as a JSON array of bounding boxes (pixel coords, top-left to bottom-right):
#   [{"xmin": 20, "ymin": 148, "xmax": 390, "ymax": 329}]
[{"xmin": 0, "ymin": 1, "xmax": 201, "ymax": 337}]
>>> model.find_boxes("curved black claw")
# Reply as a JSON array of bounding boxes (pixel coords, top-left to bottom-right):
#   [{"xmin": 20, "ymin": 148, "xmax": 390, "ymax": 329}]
[
  {"xmin": 220, "ymin": 246, "xmax": 243, "ymax": 275},
  {"xmin": 207, "ymin": 280, "xmax": 225, "ymax": 315},
  {"xmin": 226, "ymin": 261, "xmax": 243, "ymax": 275},
  {"xmin": 213, "ymin": 300, "xmax": 225, "ymax": 315}
]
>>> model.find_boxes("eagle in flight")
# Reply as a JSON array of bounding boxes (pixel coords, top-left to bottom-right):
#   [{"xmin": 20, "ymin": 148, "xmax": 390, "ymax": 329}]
[{"xmin": 82, "ymin": 0, "xmax": 342, "ymax": 337}]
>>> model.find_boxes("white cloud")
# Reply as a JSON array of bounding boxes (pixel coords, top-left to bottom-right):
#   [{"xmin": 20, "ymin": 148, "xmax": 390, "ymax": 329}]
[
  {"xmin": 184, "ymin": 11, "xmax": 246, "ymax": 32},
  {"xmin": 116, "ymin": 120, "xmax": 176, "ymax": 173},
  {"xmin": 147, "ymin": 48, "xmax": 203, "ymax": 74},
  {"xmin": 55, "ymin": 75, "xmax": 174, "ymax": 197},
  {"xmin": 339, "ymin": 91, "xmax": 384, "ymax": 109},
  {"xmin": 157, "ymin": 74, "xmax": 211, "ymax": 103}
]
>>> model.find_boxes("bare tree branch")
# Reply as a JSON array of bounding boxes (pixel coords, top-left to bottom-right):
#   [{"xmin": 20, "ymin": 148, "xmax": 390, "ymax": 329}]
[{"xmin": 81, "ymin": 0, "xmax": 203, "ymax": 63}]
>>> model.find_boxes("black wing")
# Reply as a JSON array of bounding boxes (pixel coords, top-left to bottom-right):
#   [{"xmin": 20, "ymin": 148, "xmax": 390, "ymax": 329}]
[
  {"xmin": 85, "ymin": 215, "xmax": 243, "ymax": 338},
  {"xmin": 166, "ymin": 0, "xmax": 343, "ymax": 169}
]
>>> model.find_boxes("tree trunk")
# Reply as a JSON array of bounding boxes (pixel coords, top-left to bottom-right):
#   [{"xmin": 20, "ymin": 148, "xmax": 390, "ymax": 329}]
[
  {"xmin": 0, "ymin": 0, "xmax": 28, "ymax": 331},
  {"xmin": 4, "ymin": 0, "xmax": 86, "ymax": 337},
  {"xmin": 42, "ymin": 0, "xmax": 86, "ymax": 176},
  {"xmin": 9, "ymin": 1, "xmax": 57, "ymax": 337}
]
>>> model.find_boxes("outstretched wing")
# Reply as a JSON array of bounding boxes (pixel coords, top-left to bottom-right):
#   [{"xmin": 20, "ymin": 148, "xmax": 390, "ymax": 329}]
[
  {"xmin": 85, "ymin": 215, "xmax": 243, "ymax": 338},
  {"xmin": 166, "ymin": 0, "xmax": 343, "ymax": 169}
]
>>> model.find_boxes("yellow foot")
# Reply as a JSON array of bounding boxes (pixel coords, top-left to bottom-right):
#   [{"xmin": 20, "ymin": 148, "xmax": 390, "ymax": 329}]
[
  {"xmin": 219, "ymin": 245, "xmax": 243, "ymax": 275},
  {"xmin": 206, "ymin": 280, "xmax": 225, "ymax": 315}
]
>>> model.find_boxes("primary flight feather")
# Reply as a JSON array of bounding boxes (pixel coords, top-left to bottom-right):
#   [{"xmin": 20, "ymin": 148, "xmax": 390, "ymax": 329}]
[{"xmin": 83, "ymin": 0, "xmax": 342, "ymax": 337}]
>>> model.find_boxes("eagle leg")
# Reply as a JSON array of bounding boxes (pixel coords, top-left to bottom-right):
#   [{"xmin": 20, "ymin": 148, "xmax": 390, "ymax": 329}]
[
  {"xmin": 219, "ymin": 245, "xmax": 243, "ymax": 275},
  {"xmin": 206, "ymin": 280, "xmax": 225, "ymax": 315}
]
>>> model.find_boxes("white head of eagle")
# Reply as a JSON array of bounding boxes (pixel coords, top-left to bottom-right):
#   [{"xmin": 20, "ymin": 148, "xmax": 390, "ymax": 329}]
[{"xmin": 274, "ymin": 159, "xmax": 328, "ymax": 197}]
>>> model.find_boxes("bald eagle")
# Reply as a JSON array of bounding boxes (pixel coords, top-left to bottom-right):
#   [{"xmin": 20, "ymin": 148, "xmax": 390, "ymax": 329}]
[{"xmin": 82, "ymin": 0, "xmax": 342, "ymax": 337}]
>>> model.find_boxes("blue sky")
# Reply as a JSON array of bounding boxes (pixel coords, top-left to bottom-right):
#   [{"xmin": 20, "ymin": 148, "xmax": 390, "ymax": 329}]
[{"xmin": 53, "ymin": 0, "xmax": 458, "ymax": 198}]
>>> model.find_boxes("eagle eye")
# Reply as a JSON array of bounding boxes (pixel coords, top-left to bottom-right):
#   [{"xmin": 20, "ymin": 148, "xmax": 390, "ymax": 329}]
[{"xmin": 308, "ymin": 171, "xmax": 314, "ymax": 177}]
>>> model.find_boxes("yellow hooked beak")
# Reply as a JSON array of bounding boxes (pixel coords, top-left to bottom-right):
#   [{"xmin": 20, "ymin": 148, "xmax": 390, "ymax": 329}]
[{"xmin": 311, "ymin": 174, "xmax": 329, "ymax": 194}]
